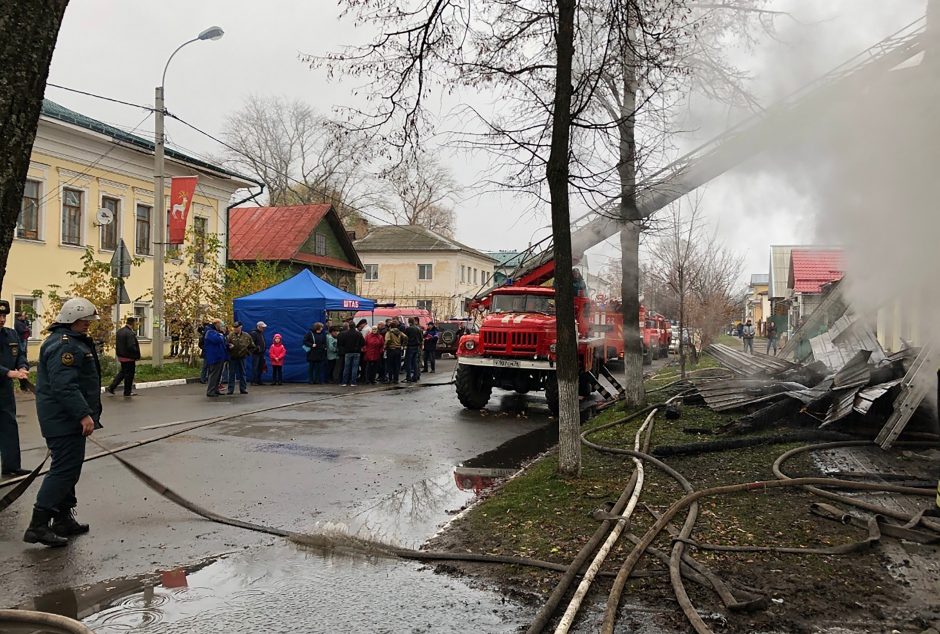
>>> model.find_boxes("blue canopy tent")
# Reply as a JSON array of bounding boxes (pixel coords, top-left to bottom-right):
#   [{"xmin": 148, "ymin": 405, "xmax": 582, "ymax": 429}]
[{"xmin": 233, "ymin": 270, "xmax": 374, "ymax": 382}]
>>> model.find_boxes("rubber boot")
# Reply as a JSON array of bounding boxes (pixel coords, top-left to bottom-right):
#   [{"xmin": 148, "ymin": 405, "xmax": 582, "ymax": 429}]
[
  {"xmin": 51, "ymin": 508, "xmax": 90, "ymax": 537},
  {"xmin": 23, "ymin": 509, "xmax": 68, "ymax": 547}
]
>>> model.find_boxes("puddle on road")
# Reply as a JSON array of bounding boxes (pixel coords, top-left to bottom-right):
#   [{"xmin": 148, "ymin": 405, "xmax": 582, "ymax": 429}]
[
  {"xmin": 339, "ymin": 422, "xmax": 559, "ymax": 547},
  {"xmin": 22, "ymin": 544, "xmax": 528, "ymax": 633},
  {"xmin": 18, "ymin": 415, "xmax": 559, "ymax": 633}
]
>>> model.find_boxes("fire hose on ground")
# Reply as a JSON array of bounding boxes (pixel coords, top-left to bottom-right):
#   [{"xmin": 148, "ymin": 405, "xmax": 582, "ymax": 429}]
[{"xmin": 522, "ymin": 382, "xmax": 940, "ymax": 634}]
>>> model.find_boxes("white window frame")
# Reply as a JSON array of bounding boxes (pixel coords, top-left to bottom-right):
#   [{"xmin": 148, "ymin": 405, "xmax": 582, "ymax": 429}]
[
  {"xmin": 16, "ymin": 179, "xmax": 44, "ymax": 242},
  {"xmin": 418, "ymin": 263, "xmax": 433, "ymax": 281},
  {"xmin": 60, "ymin": 186, "xmax": 86, "ymax": 247},
  {"xmin": 99, "ymin": 194, "xmax": 122, "ymax": 252},
  {"xmin": 416, "ymin": 299, "xmax": 433, "ymax": 312},
  {"xmin": 135, "ymin": 202, "xmax": 153, "ymax": 257},
  {"xmin": 364, "ymin": 264, "xmax": 379, "ymax": 281},
  {"xmin": 13, "ymin": 296, "xmax": 41, "ymax": 339},
  {"xmin": 133, "ymin": 303, "xmax": 151, "ymax": 340},
  {"xmin": 315, "ymin": 233, "xmax": 327, "ymax": 256}
]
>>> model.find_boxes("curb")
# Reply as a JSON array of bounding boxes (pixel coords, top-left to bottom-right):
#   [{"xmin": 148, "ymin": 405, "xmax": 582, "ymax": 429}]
[{"xmin": 99, "ymin": 377, "xmax": 201, "ymax": 393}]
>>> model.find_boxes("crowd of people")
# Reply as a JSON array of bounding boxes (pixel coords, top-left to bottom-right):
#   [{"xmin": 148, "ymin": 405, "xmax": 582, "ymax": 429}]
[
  {"xmin": 193, "ymin": 315, "xmax": 441, "ymax": 396},
  {"xmin": 302, "ymin": 317, "xmax": 439, "ymax": 387}
]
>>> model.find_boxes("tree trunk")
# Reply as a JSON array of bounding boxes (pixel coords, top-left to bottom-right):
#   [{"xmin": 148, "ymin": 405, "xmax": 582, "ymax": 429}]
[
  {"xmin": 679, "ymin": 269, "xmax": 686, "ymax": 379},
  {"xmin": 618, "ymin": 11, "xmax": 644, "ymax": 407},
  {"xmin": 621, "ymin": 223, "xmax": 644, "ymax": 406},
  {"xmin": 548, "ymin": 0, "xmax": 580, "ymax": 477},
  {"xmin": 0, "ymin": 1, "xmax": 69, "ymax": 292}
]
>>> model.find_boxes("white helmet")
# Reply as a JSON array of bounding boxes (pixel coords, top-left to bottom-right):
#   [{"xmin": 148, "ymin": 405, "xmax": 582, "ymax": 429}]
[{"xmin": 54, "ymin": 297, "xmax": 100, "ymax": 324}]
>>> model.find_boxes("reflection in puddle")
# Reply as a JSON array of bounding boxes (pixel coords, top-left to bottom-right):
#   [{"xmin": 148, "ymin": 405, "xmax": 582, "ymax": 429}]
[{"xmin": 24, "ymin": 545, "xmax": 527, "ymax": 633}]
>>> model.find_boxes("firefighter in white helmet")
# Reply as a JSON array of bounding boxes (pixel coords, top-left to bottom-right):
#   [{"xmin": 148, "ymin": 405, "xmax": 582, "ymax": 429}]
[{"xmin": 23, "ymin": 297, "xmax": 102, "ymax": 548}]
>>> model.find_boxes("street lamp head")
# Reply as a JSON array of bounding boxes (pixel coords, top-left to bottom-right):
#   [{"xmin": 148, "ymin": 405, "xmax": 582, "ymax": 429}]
[{"xmin": 198, "ymin": 26, "xmax": 225, "ymax": 41}]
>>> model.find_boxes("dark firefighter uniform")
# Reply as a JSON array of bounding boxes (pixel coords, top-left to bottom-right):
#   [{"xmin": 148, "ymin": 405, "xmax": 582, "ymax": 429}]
[
  {"xmin": 25, "ymin": 322, "xmax": 102, "ymax": 546},
  {"xmin": 0, "ymin": 300, "xmax": 29, "ymax": 476}
]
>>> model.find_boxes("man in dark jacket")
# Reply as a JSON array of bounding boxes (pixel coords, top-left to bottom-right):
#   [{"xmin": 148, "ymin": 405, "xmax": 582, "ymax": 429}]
[
  {"xmin": 249, "ymin": 321, "xmax": 267, "ymax": 385},
  {"xmin": 337, "ymin": 322, "xmax": 365, "ymax": 386},
  {"xmin": 422, "ymin": 322, "xmax": 439, "ymax": 373},
  {"xmin": 1, "ymin": 300, "xmax": 30, "ymax": 477},
  {"xmin": 106, "ymin": 316, "xmax": 141, "ymax": 397},
  {"xmin": 403, "ymin": 317, "xmax": 423, "ymax": 382},
  {"xmin": 226, "ymin": 322, "xmax": 256, "ymax": 395},
  {"xmin": 13, "ymin": 311, "xmax": 30, "ymax": 355},
  {"xmin": 303, "ymin": 322, "xmax": 328, "ymax": 384},
  {"xmin": 24, "ymin": 297, "xmax": 102, "ymax": 547},
  {"xmin": 203, "ymin": 320, "xmax": 228, "ymax": 397}
]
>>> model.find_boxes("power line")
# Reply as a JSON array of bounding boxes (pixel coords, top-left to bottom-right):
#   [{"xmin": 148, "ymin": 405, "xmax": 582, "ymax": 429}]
[
  {"xmin": 38, "ymin": 82, "xmax": 521, "ymax": 254},
  {"xmin": 45, "ymin": 82, "xmax": 154, "ymax": 112}
]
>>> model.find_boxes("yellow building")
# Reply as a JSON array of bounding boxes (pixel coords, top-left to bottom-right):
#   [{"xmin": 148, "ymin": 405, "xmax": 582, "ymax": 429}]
[
  {"xmin": 745, "ymin": 273, "xmax": 770, "ymax": 330},
  {"xmin": 354, "ymin": 225, "xmax": 496, "ymax": 319},
  {"xmin": 8, "ymin": 99, "xmax": 254, "ymax": 358}
]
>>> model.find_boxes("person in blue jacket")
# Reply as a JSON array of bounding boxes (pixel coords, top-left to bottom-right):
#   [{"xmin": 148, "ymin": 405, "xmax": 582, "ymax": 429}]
[
  {"xmin": 23, "ymin": 298, "xmax": 102, "ymax": 548},
  {"xmin": 203, "ymin": 319, "xmax": 229, "ymax": 398}
]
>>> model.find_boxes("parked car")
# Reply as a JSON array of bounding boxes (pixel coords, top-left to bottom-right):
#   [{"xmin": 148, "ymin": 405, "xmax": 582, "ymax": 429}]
[{"xmin": 436, "ymin": 319, "xmax": 478, "ymax": 357}]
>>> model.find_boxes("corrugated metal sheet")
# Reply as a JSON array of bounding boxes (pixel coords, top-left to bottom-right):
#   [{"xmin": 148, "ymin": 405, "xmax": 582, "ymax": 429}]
[
  {"xmin": 706, "ymin": 344, "xmax": 801, "ymax": 377},
  {"xmin": 783, "ymin": 378, "xmax": 834, "ymax": 405},
  {"xmin": 824, "ymin": 387, "xmax": 862, "ymax": 425},
  {"xmin": 830, "ymin": 317, "xmax": 886, "ymax": 364},
  {"xmin": 832, "ymin": 350, "xmax": 872, "ymax": 389},
  {"xmin": 854, "ymin": 379, "xmax": 903, "ymax": 415},
  {"xmin": 693, "ymin": 378, "xmax": 808, "ymax": 411}
]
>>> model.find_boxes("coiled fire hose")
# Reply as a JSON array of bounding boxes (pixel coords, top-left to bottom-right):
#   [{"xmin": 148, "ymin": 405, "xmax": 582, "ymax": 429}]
[{"xmin": 0, "ymin": 608, "xmax": 93, "ymax": 633}]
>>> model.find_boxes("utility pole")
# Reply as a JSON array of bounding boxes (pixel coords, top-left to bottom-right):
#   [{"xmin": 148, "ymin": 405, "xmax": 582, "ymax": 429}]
[
  {"xmin": 152, "ymin": 85, "xmax": 165, "ymax": 367},
  {"xmin": 151, "ymin": 26, "xmax": 224, "ymax": 368}
]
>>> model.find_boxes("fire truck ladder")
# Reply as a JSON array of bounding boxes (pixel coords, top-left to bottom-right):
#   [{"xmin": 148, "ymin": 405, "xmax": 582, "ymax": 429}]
[
  {"xmin": 476, "ymin": 15, "xmax": 928, "ymax": 300},
  {"xmin": 875, "ymin": 342, "xmax": 935, "ymax": 450}
]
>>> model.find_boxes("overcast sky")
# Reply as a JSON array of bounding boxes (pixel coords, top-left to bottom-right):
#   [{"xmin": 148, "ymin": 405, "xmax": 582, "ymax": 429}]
[{"xmin": 45, "ymin": 0, "xmax": 926, "ymax": 283}]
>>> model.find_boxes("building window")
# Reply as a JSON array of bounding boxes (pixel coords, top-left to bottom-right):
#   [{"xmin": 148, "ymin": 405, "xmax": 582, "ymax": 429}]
[
  {"xmin": 14, "ymin": 297, "xmax": 40, "ymax": 338},
  {"xmin": 416, "ymin": 300, "xmax": 433, "ymax": 312},
  {"xmin": 473, "ymin": 268, "xmax": 478, "ymax": 284},
  {"xmin": 194, "ymin": 216, "xmax": 208, "ymax": 264},
  {"xmin": 136, "ymin": 204, "xmax": 152, "ymax": 255},
  {"xmin": 133, "ymin": 304, "xmax": 150, "ymax": 338},
  {"xmin": 418, "ymin": 264, "xmax": 433, "ymax": 281},
  {"xmin": 315, "ymin": 233, "xmax": 327, "ymax": 256},
  {"xmin": 100, "ymin": 196, "xmax": 120, "ymax": 251},
  {"xmin": 61, "ymin": 188, "xmax": 83, "ymax": 246},
  {"xmin": 17, "ymin": 180, "xmax": 41, "ymax": 240},
  {"xmin": 364, "ymin": 264, "xmax": 378, "ymax": 281},
  {"xmin": 460, "ymin": 265, "xmax": 465, "ymax": 283}
]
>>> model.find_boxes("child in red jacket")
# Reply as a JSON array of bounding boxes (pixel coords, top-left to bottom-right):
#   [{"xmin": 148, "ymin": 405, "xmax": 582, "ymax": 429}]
[{"xmin": 268, "ymin": 333, "xmax": 286, "ymax": 384}]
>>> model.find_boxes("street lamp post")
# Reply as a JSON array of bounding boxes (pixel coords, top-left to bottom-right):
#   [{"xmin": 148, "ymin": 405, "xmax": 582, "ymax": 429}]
[{"xmin": 152, "ymin": 26, "xmax": 223, "ymax": 368}]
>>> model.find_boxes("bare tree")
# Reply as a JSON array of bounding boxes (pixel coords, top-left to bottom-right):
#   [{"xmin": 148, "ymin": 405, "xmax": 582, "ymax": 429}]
[
  {"xmin": 0, "ymin": 1, "xmax": 69, "ymax": 291},
  {"xmin": 222, "ymin": 95, "xmax": 379, "ymax": 220},
  {"xmin": 647, "ymin": 196, "xmax": 705, "ymax": 378},
  {"xmin": 380, "ymin": 154, "xmax": 459, "ymax": 237},
  {"xmin": 648, "ymin": 195, "xmax": 743, "ymax": 368}
]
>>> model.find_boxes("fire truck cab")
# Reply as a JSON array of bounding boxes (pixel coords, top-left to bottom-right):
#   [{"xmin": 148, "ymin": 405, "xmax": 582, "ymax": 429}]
[{"xmin": 455, "ymin": 286, "xmax": 604, "ymax": 415}]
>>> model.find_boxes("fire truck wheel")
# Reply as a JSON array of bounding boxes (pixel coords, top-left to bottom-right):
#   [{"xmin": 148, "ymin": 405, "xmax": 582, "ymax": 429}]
[
  {"xmin": 544, "ymin": 377, "xmax": 559, "ymax": 415},
  {"xmin": 455, "ymin": 364, "xmax": 492, "ymax": 410}
]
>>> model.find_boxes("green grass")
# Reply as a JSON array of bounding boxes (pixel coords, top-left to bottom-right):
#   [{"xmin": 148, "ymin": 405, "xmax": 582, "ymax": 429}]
[
  {"xmin": 434, "ymin": 359, "xmax": 893, "ymax": 618},
  {"xmin": 27, "ymin": 361, "xmax": 199, "ymax": 386}
]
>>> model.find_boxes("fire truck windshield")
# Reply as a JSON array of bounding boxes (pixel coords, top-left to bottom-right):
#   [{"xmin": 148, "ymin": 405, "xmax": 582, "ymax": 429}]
[{"xmin": 491, "ymin": 294, "xmax": 556, "ymax": 314}]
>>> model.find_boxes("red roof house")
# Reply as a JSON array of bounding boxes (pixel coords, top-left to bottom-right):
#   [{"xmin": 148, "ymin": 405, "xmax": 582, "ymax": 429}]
[
  {"xmin": 788, "ymin": 248, "xmax": 844, "ymax": 294},
  {"xmin": 229, "ymin": 204, "xmax": 364, "ymax": 290}
]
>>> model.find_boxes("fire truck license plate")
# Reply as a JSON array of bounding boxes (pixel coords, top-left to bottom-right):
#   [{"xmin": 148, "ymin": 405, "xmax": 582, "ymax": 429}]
[{"xmin": 493, "ymin": 359, "xmax": 521, "ymax": 368}]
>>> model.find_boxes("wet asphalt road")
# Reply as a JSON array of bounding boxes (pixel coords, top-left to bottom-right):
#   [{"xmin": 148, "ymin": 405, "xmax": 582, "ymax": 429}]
[{"xmin": 0, "ymin": 358, "xmax": 554, "ymax": 631}]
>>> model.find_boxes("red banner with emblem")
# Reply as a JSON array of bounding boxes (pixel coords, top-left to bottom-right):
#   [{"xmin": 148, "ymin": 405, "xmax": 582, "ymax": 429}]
[{"xmin": 167, "ymin": 176, "xmax": 198, "ymax": 244}]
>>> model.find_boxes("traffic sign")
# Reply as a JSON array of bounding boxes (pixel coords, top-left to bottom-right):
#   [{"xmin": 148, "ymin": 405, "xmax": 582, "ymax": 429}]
[{"xmin": 110, "ymin": 239, "xmax": 131, "ymax": 278}]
